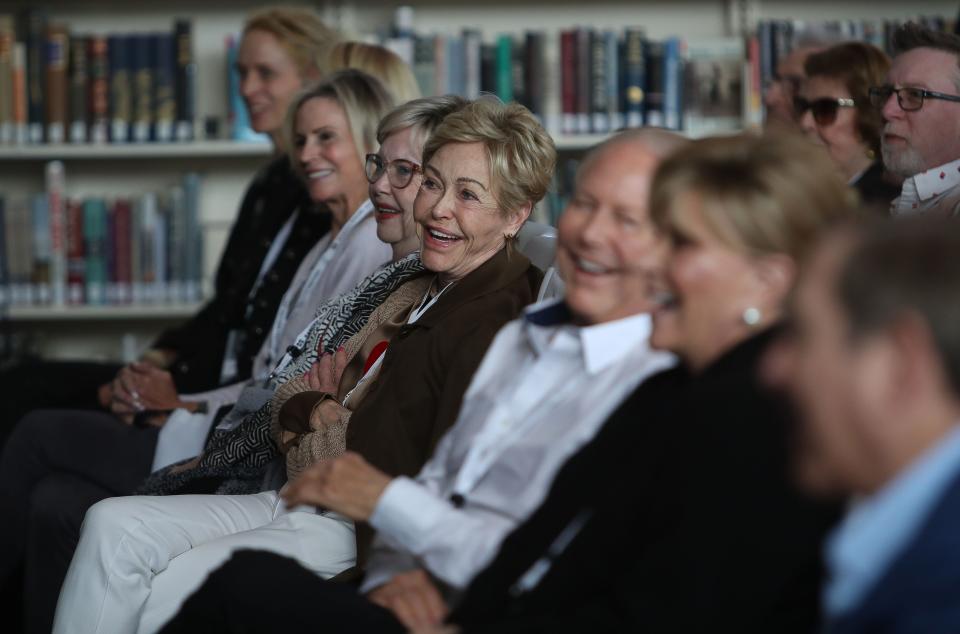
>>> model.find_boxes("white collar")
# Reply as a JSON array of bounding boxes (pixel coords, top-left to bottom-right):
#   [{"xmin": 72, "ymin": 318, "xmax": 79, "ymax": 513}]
[
  {"xmin": 906, "ymin": 158, "xmax": 960, "ymax": 202},
  {"xmin": 522, "ymin": 299, "xmax": 655, "ymax": 376}
]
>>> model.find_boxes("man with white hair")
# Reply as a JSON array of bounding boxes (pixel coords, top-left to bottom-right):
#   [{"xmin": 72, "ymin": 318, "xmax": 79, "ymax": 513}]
[{"xmin": 873, "ymin": 24, "xmax": 960, "ymax": 216}]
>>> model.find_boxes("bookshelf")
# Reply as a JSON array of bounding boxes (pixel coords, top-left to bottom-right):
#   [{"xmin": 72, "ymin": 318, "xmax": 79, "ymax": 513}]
[{"xmin": 0, "ymin": 0, "xmax": 954, "ymax": 363}]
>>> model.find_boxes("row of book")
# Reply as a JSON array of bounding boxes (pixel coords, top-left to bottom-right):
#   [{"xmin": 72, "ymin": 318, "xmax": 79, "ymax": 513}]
[
  {"xmin": 0, "ymin": 164, "xmax": 204, "ymax": 308},
  {"xmin": 0, "ymin": 9, "xmax": 197, "ymax": 145}
]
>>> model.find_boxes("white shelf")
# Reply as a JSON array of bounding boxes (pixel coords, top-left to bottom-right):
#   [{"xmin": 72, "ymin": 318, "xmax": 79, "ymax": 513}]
[
  {"xmin": 0, "ymin": 141, "xmax": 273, "ymax": 160},
  {"xmin": 5, "ymin": 303, "xmax": 202, "ymax": 321}
]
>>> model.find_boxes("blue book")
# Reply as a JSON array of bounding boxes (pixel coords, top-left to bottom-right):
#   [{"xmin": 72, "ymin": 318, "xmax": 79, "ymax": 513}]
[
  {"xmin": 446, "ymin": 36, "xmax": 465, "ymax": 98},
  {"xmin": 153, "ymin": 32, "xmax": 176, "ymax": 142},
  {"xmin": 182, "ymin": 173, "xmax": 202, "ymax": 301},
  {"xmin": 108, "ymin": 34, "xmax": 131, "ymax": 143},
  {"xmin": 663, "ymin": 37, "xmax": 683, "ymax": 130}
]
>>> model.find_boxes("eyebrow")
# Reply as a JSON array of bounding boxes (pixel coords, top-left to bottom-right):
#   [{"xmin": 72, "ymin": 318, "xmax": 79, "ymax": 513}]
[{"xmin": 423, "ymin": 165, "xmax": 489, "ymax": 191}]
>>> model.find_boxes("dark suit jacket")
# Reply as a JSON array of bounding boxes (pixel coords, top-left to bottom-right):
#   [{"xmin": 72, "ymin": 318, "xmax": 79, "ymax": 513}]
[
  {"xmin": 153, "ymin": 156, "xmax": 330, "ymax": 393},
  {"xmin": 853, "ymin": 161, "xmax": 900, "ymax": 216},
  {"xmin": 345, "ymin": 247, "xmax": 542, "ymax": 570},
  {"xmin": 451, "ymin": 328, "xmax": 842, "ymax": 633},
  {"xmin": 825, "ymin": 467, "xmax": 960, "ymax": 634}
]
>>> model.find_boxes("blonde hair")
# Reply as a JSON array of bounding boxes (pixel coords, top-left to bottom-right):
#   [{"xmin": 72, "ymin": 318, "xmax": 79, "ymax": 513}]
[
  {"xmin": 651, "ymin": 133, "xmax": 860, "ymax": 262},
  {"xmin": 377, "ymin": 94, "xmax": 469, "ymax": 151},
  {"xmin": 284, "ymin": 69, "xmax": 395, "ymax": 179},
  {"xmin": 327, "ymin": 41, "xmax": 421, "ymax": 104},
  {"xmin": 243, "ymin": 6, "xmax": 340, "ymax": 78},
  {"xmin": 422, "ymin": 98, "xmax": 556, "ymax": 215}
]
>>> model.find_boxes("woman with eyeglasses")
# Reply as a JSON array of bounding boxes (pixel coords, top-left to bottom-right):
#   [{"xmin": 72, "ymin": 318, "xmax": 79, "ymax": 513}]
[{"xmin": 796, "ymin": 42, "xmax": 901, "ymax": 211}]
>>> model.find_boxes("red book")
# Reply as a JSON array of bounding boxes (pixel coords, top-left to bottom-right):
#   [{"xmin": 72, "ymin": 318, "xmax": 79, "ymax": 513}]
[
  {"xmin": 87, "ymin": 36, "xmax": 109, "ymax": 144},
  {"xmin": 66, "ymin": 199, "xmax": 85, "ymax": 304},
  {"xmin": 112, "ymin": 199, "xmax": 132, "ymax": 304},
  {"xmin": 560, "ymin": 30, "xmax": 576, "ymax": 135}
]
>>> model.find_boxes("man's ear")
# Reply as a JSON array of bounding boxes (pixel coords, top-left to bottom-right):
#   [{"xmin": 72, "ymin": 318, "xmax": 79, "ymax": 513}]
[
  {"xmin": 753, "ymin": 253, "xmax": 797, "ymax": 315},
  {"xmin": 887, "ymin": 310, "xmax": 950, "ymax": 402}
]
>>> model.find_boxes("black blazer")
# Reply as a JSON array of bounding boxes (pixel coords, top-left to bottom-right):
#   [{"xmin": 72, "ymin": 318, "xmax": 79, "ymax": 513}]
[
  {"xmin": 152, "ymin": 156, "xmax": 330, "ymax": 393},
  {"xmin": 853, "ymin": 161, "xmax": 900, "ymax": 216},
  {"xmin": 451, "ymin": 328, "xmax": 842, "ymax": 633}
]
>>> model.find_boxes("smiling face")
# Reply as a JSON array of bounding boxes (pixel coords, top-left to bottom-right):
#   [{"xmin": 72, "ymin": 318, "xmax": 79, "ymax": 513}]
[
  {"xmin": 557, "ymin": 142, "xmax": 662, "ymax": 325},
  {"xmin": 294, "ymin": 97, "xmax": 368, "ymax": 224},
  {"xmin": 799, "ymin": 76, "xmax": 870, "ymax": 180},
  {"xmin": 881, "ymin": 47, "xmax": 960, "ymax": 178},
  {"xmin": 414, "ymin": 142, "xmax": 529, "ymax": 282},
  {"xmin": 651, "ymin": 193, "xmax": 781, "ymax": 371},
  {"xmin": 370, "ymin": 126, "xmax": 424, "ymax": 258},
  {"xmin": 237, "ymin": 29, "xmax": 305, "ymax": 146}
]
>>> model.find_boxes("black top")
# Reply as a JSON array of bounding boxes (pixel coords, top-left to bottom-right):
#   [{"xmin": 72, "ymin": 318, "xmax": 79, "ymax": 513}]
[
  {"xmin": 153, "ymin": 156, "xmax": 330, "ymax": 393},
  {"xmin": 451, "ymin": 328, "xmax": 842, "ymax": 634},
  {"xmin": 853, "ymin": 161, "xmax": 900, "ymax": 216}
]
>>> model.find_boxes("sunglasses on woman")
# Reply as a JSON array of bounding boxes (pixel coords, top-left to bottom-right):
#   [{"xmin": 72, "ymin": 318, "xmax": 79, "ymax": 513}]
[
  {"xmin": 792, "ymin": 97, "xmax": 856, "ymax": 126},
  {"xmin": 364, "ymin": 154, "xmax": 422, "ymax": 189}
]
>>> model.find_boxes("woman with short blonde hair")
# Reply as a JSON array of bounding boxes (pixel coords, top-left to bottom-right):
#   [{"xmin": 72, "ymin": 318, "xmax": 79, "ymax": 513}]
[
  {"xmin": 328, "ymin": 41, "xmax": 421, "ymax": 104},
  {"xmin": 244, "ymin": 5, "xmax": 340, "ymax": 78}
]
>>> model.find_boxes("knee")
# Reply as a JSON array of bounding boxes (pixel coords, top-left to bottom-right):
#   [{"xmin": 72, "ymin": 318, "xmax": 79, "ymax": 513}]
[
  {"xmin": 5, "ymin": 410, "xmax": 62, "ymax": 455},
  {"xmin": 80, "ymin": 496, "xmax": 135, "ymax": 539}
]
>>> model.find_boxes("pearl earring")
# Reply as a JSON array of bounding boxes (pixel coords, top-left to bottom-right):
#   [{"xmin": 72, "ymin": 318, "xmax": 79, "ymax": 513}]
[{"xmin": 742, "ymin": 307, "xmax": 762, "ymax": 327}]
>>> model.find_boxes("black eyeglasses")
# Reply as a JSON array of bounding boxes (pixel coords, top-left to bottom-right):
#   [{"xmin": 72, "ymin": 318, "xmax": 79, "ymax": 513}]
[
  {"xmin": 364, "ymin": 154, "xmax": 422, "ymax": 188},
  {"xmin": 792, "ymin": 96, "xmax": 856, "ymax": 126},
  {"xmin": 868, "ymin": 85, "xmax": 960, "ymax": 111}
]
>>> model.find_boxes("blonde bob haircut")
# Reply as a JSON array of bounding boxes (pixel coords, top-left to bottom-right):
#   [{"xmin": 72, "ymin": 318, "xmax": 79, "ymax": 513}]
[
  {"xmin": 328, "ymin": 41, "xmax": 421, "ymax": 104},
  {"xmin": 650, "ymin": 133, "xmax": 860, "ymax": 263},
  {"xmin": 284, "ymin": 69, "xmax": 395, "ymax": 179},
  {"xmin": 243, "ymin": 6, "xmax": 340, "ymax": 78},
  {"xmin": 377, "ymin": 94, "xmax": 469, "ymax": 151},
  {"xmin": 422, "ymin": 98, "xmax": 557, "ymax": 215}
]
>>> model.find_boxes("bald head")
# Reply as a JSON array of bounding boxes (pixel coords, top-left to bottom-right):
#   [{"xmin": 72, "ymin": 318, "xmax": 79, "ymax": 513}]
[{"xmin": 577, "ymin": 128, "xmax": 689, "ymax": 184}]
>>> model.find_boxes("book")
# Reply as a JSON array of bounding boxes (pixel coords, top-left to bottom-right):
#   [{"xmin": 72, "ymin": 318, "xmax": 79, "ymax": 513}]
[
  {"xmin": 0, "ymin": 15, "xmax": 14, "ymax": 145},
  {"xmin": 113, "ymin": 198, "xmax": 132, "ymax": 303},
  {"xmin": 173, "ymin": 19, "xmax": 195, "ymax": 142},
  {"xmin": 603, "ymin": 30, "xmax": 622, "ymax": 131},
  {"xmin": 524, "ymin": 32, "xmax": 545, "ymax": 122},
  {"xmin": 66, "ymin": 198, "xmax": 85, "ymax": 304},
  {"xmin": 46, "ymin": 160, "xmax": 66, "ymax": 305},
  {"xmin": 0, "ymin": 197, "xmax": 7, "ymax": 306},
  {"xmin": 623, "ymin": 28, "xmax": 646, "ymax": 128},
  {"xmin": 413, "ymin": 34, "xmax": 436, "ymax": 97},
  {"xmin": 495, "ymin": 34, "xmax": 513, "ymax": 102},
  {"xmin": 108, "ymin": 34, "xmax": 130, "ymax": 143},
  {"xmin": 68, "ymin": 34, "xmax": 88, "ymax": 143},
  {"xmin": 12, "ymin": 42, "xmax": 26, "ymax": 144},
  {"xmin": 5, "ymin": 197, "xmax": 32, "ymax": 304},
  {"xmin": 574, "ymin": 28, "xmax": 591, "ymax": 133},
  {"xmin": 560, "ymin": 30, "xmax": 576, "ymax": 134},
  {"xmin": 479, "ymin": 42, "xmax": 496, "ymax": 96},
  {"xmin": 182, "ymin": 172, "xmax": 202, "ymax": 302},
  {"xmin": 663, "ymin": 37, "xmax": 683, "ymax": 130},
  {"xmin": 23, "ymin": 9, "xmax": 46, "ymax": 144},
  {"xmin": 153, "ymin": 32, "xmax": 176, "ymax": 142},
  {"xmin": 589, "ymin": 29, "xmax": 610, "ymax": 134},
  {"xmin": 446, "ymin": 36, "xmax": 465, "ymax": 99},
  {"xmin": 683, "ymin": 37, "xmax": 745, "ymax": 137},
  {"xmin": 44, "ymin": 25, "xmax": 69, "ymax": 144},
  {"xmin": 541, "ymin": 27, "xmax": 561, "ymax": 135},
  {"xmin": 131, "ymin": 34, "xmax": 153, "ymax": 143},
  {"xmin": 87, "ymin": 36, "xmax": 108, "ymax": 144},
  {"xmin": 644, "ymin": 40, "xmax": 665, "ymax": 128},
  {"xmin": 82, "ymin": 198, "xmax": 107, "ymax": 305},
  {"xmin": 462, "ymin": 29, "xmax": 482, "ymax": 99},
  {"xmin": 31, "ymin": 193, "xmax": 51, "ymax": 304}
]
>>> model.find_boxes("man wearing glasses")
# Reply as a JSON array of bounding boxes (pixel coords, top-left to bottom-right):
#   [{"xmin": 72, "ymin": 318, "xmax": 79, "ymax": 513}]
[{"xmin": 870, "ymin": 24, "xmax": 960, "ymax": 217}]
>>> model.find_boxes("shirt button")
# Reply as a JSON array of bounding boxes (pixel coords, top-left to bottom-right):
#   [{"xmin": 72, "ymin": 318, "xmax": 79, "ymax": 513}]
[{"xmin": 450, "ymin": 494, "xmax": 465, "ymax": 508}]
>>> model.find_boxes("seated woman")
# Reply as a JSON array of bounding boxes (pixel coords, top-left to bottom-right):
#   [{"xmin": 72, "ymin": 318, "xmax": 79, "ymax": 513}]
[
  {"xmin": 796, "ymin": 41, "xmax": 900, "ymax": 211},
  {"xmin": 0, "ymin": 68, "xmax": 393, "ymax": 634},
  {"xmin": 162, "ymin": 133, "xmax": 861, "ymax": 634},
  {"xmin": 53, "ymin": 98, "xmax": 553, "ymax": 634}
]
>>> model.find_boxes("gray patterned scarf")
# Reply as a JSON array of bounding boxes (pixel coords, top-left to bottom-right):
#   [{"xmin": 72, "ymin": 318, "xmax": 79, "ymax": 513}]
[{"xmin": 138, "ymin": 252, "xmax": 424, "ymax": 496}]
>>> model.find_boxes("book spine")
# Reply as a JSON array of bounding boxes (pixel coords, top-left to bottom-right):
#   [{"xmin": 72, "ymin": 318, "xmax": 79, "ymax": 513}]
[
  {"xmin": 69, "ymin": 35, "xmax": 88, "ymax": 143},
  {"xmin": 446, "ymin": 36, "xmax": 464, "ymax": 98},
  {"xmin": 128, "ymin": 197, "xmax": 142, "ymax": 303},
  {"xmin": 0, "ymin": 197, "xmax": 7, "ymax": 306},
  {"xmin": 66, "ymin": 198, "xmax": 85, "ymax": 304},
  {"xmin": 413, "ymin": 35, "xmax": 436, "ymax": 98},
  {"xmin": 480, "ymin": 42, "xmax": 496, "ymax": 96},
  {"xmin": 12, "ymin": 42, "xmax": 26, "ymax": 144},
  {"xmin": 432, "ymin": 34, "xmax": 448, "ymax": 97},
  {"xmin": 108, "ymin": 35, "xmax": 130, "ymax": 143},
  {"xmin": 154, "ymin": 194, "xmax": 168, "ymax": 301},
  {"xmin": 663, "ymin": 37, "xmax": 683, "ymax": 130},
  {"xmin": 153, "ymin": 32, "xmax": 175, "ymax": 142},
  {"xmin": 541, "ymin": 29, "xmax": 561, "ymax": 136},
  {"xmin": 560, "ymin": 30, "xmax": 576, "ymax": 134},
  {"xmin": 113, "ymin": 198, "xmax": 132, "ymax": 304},
  {"xmin": 131, "ymin": 34, "xmax": 153, "ymax": 143},
  {"xmin": 46, "ymin": 160, "xmax": 66, "ymax": 305},
  {"xmin": 0, "ymin": 15, "xmax": 14, "ymax": 145},
  {"xmin": 524, "ymin": 32, "xmax": 545, "ymax": 121},
  {"xmin": 604, "ymin": 30, "xmax": 621, "ymax": 131},
  {"xmin": 87, "ymin": 36, "xmax": 108, "ymax": 144},
  {"xmin": 745, "ymin": 35, "xmax": 763, "ymax": 129},
  {"xmin": 644, "ymin": 40, "xmax": 665, "ymax": 128},
  {"xmin": 575, "ymin": 27, "xmax": 591, "ymax": 134},
  {"xmin": 167, "ymin": 185, "xmax": 185, "ymax": 302},
  {"xmin": 495, "ymin": 34, "xmax": 513, "ymax": 102},
  {"xmin": 44, "ymin": 25, "xmax": 69, "ymax": 144},
  {"xmin": 140, "ymin": 192, "xmax": 158, "ymax": 303},
  {"xmin": 9, "ymin": 198, "xmax": 30, "ymax": 304},
  {"xmin": 462, "ymin": 29, "xmax": 482, "ymax": 99},
  {"xmin": 173, "ymin": 19, "xmax": 195, "ymax": 142},
  {"xmin": 105, "ymin": 199, "xmax": 116, "ymax": 303},
  {"xmin": 31, "ymin": 193, "xmax": 51, "ymax": 304},
  {"xmin": 589, "ymin": 29, "xmax": 609, "ymax": 134},
  {"xmin": 183, "ymin": 173, "xmax": 202, "ymax": 301},
  {"xmin": 83, "ymin": 198, "xmax": 106, "ymax": 305},
  {"xmin": 24, "ymin": 9, "xmax": 46, "ymax": 144},
  {"xmin": 623, "ymin": 28, "xmax": 647, "ymax": 129}
]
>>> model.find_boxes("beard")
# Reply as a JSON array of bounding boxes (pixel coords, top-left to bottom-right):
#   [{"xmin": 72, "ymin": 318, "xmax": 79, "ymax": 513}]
[{"xmin": 881, "ymin": 137, "xmax": 926, "ymax": 179}]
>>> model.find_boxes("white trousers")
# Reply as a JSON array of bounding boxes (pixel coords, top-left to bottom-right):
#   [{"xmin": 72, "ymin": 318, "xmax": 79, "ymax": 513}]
[{"xmin": 52, "ymin": 491, "xmax": 356, "ymax": 634}]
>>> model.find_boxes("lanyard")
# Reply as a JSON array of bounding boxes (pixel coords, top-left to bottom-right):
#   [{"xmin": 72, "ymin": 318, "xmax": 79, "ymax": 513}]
[{"xmin": 267, "ymin": 200, "xmax": 372, "ymax": 368}]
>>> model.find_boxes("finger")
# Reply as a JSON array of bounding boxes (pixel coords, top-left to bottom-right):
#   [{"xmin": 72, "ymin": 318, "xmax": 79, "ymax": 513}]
[
  {"xmin": 307, "ymin": 362, "xmax": 323, "ymax": 391},
  {"xmin": 402, "ymin": 593, "xmax": 438, "ymax": 629},
  {"xmin": 387, "ymin": 597, "xmax": 421, "ymax": 631},
  {"xmin": 333, "ymin": 347, "xmax": 348, "ymax": 382},
  {"xmin": 420, "ymin": 586, "xmax": 448, "ymax": 624}
]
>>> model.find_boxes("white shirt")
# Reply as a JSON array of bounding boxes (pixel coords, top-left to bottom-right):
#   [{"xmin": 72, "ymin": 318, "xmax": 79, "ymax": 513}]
[
  {"xmin": 891, "ymin": 158, "xmax": 960, "ymax": 217},
  {"xmin": 362, "ymin": 299, "xmax": 675, "ymax": 592}
]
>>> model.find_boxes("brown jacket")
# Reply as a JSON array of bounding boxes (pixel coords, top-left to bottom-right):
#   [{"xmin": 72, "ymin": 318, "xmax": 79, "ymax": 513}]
[{"xmin": 343, "ymin": 246, "xmax": 541, "ymax": 571}]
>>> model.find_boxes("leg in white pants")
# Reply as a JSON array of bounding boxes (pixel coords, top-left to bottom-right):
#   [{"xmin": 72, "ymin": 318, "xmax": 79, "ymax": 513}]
[{"xmin": 53, "ymin": 491, "xmax": 355, "ymax": 634}]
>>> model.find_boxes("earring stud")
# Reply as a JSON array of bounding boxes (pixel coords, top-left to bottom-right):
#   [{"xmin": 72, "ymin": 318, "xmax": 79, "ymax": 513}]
[{"xmin": 742, "ymin": 307, "xmax": 762, "ymax": 327}]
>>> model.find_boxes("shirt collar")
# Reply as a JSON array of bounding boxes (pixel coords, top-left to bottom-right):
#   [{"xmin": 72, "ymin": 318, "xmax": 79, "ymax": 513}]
[
  {"xmin": 906, "ymin": 158, "xmax": 960, "ymax": 202},
  {"xmin": 522, "ymin": 299, "xmax": 655, "ymax": 375},
  {"xmin": 824, "ymin": 424, "xmax": 960, "ymax": 617}
]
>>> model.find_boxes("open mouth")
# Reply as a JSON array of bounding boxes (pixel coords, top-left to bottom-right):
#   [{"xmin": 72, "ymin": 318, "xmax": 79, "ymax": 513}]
[
  {"xmin": 424, "ymin": 226, "xmax": 463, "ymax": 247},
  {"xmin": 375, "ymin": 204, "xmax": 402, "ymax": 218},
  {"xmin": 574, "ymin": 256, "xmax": 613, "ymax": 275}
]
